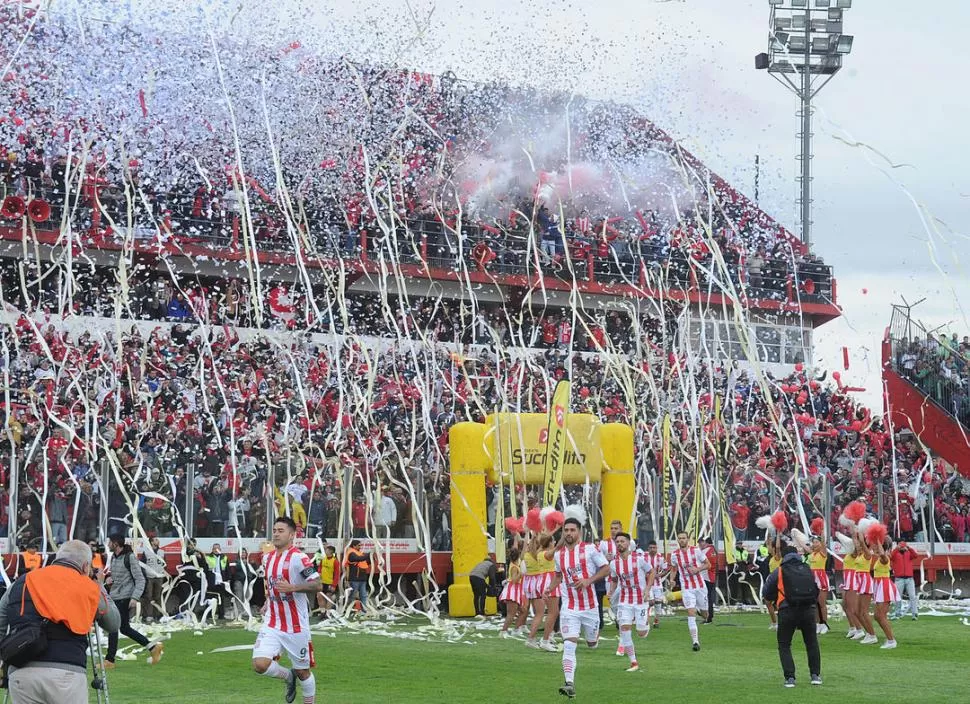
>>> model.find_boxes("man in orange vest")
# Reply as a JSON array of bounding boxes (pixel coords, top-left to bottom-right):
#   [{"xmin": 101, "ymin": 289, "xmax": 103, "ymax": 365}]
[
  {"xmin": 19, "ymin": 544, "xmax": 43, "ymax": 574},
  {"xmin": 0, "ymin": 540, "xmax": 120, "ymax": 703},
  {"xmin": 343, "ymin": 540, "xmax": 370, "ymax": 610}
]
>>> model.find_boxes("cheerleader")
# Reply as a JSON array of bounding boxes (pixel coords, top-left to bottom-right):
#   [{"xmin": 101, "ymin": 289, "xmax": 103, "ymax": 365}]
[
  {"xmin": 841, "ymin": 548, "xmax": 863, "ymax": 639},
  {"xmin": 852, "ymin": 532, "xmax": 878, "ymax": 644},
  {"xmin": 524, "ymin": 533, "xmax": 560, "ymax": 652},
  {"xmin": 500, "ymin": 548, "xmax": 527, "ymax": 638},
  {"xmin": 871, "ymin": 536, "xmax": 899, "ymax": 649},
  {"xmin": 807, "ymin": 536, "xmax": 830, "ymax": 634}
]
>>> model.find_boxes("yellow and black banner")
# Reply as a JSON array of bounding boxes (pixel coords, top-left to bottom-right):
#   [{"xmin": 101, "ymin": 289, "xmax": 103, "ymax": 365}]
[{"xmin": 542, "ymin": 380, "xmax": 571, "ymax": 507}]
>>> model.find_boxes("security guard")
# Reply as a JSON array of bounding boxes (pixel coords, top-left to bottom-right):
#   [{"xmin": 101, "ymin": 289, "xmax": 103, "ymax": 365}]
[{"xmin": 0, "ymin": 540, "xmax": 120, "ymax": 703}]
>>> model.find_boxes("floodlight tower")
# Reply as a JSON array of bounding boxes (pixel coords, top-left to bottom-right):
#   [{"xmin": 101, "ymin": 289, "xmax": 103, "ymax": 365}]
[{"xmin": 755, "ymin": 0, "xmax": 854, "ymax": 249}]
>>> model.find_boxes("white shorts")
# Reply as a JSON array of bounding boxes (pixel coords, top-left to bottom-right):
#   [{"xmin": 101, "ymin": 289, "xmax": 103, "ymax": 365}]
[
  {"xmin": 560, "ymin": 608, "xmax": 600, "ymax": 643},
  {"xmin": 681, "ymin": 586, "xmax": 708, "ymax": 612},
  {"xmin": 616, "ymin": 604, "xmax": 650, "ymax": 632},
  {"xmin": 649, "ymin": 585, "xmax": 665, "ymax": 602},
  {"xmin": 253, "ymin": 626, "xmax": 311, "ymax": 669}
]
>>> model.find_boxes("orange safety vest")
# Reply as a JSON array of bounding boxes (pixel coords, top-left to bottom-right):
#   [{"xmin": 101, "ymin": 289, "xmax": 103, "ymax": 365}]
[
  {"xmin": 343, "ymin": 548, "xmax": 370, "ymax": 573},
  {"xmin": 24, "ymin": 565, "xmax": 101, "ymax": 635},
  {"xmin": 776, "ymin": 566, "xmax": 787, "ymax": 608},
  {"xmin": 21, "ymin": 552, "xmax": 42, "ymax": 572}
]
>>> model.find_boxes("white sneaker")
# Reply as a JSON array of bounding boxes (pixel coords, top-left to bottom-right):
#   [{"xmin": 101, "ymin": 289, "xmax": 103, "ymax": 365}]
[
  {"xmin": 625, "ymin": 663, "xmax": 640, "ymax": 672},
  {"xmin": 880, "ymin": 640, "xmax": 897, "ymax": 649},
  {"xmin": 615, "ymin": 646, "xmax": 626, "ymax": 657},
  {"xmin": 851, "ymin": 631, "xmax": 867, "ymax": 641},
  {"xmin": 769, "ymin": 623, "xmax": 778, "ymax": 631},
  {"xmin": 818, "ymin": 624, "xmax": 829, "ymax": 635},
  {"xmin": 539, "ymin": 640, "xmax": 558, "ymax": 652},
  {"xmin": 860, "ymin": 634, "xmax": 878, "ymax": 645},
  {"xmin": 500, "ymin": 631, "xmax": 511, "ymax": 639},
  {"xmin": 845, "ymin": 628, "xmax": 856, "ymax": 639},
  {"xmin": 525, "ymin": 639, "xmax": 540, "ymax": 649}
]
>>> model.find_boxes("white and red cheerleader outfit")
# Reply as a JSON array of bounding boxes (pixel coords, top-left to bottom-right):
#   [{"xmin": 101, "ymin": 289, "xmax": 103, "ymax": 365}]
[
  {"xmin": 533, "ymin": 571, "xmax": 560, "ymax": 599},
  {"xmin": 500, "ymin": 562, "xmax": 527, "ymax": 606},
  {"xmin": 872, "ymin": 561, "xmax": 900, "ymax": 603},
  {"xmin": 853, "ymin": 563, "xmax": 874, "ymax": 595}
]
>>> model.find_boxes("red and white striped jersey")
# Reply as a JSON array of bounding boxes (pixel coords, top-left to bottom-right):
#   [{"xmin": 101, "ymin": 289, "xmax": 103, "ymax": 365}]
[
  {"xmin": 610, "ymin": 554, "xmax": 653, "ymax": 605},
  {"xmin": 262, "ymin": 547, "xmax": 320, "ymax": 634},
  {"xmin": 642, "ymin": 553, "xmax": 668, "ymax": 586},
  {"xmin": 670, "ymin": 546, "xmax": 707, "ymax": 591},
  {"xmin": 555, "ymin": 542, "xmax": 608, "ymax": 611},
  {"xmin": 597, "ymin": 539, "xmax": 617, "ymax": 560}
]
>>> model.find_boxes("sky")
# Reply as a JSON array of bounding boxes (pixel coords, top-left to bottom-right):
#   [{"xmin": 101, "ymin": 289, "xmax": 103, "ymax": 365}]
[{"xmin": 76, "ymin": 0, "xmax": 970, "ymax": 409}]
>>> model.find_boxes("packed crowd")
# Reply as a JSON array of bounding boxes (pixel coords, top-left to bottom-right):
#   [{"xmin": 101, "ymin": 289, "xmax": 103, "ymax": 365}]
[
  {"xmin": 893, "ymin": 329, "xmax": 970, "ymax": 429},
  {"xmin": 1, "ymin": 260, "xmax": 966, "ymax": 553},
  {"xmin": 0, "ymin": 5, "xmax": 832, "ymax": 304}
]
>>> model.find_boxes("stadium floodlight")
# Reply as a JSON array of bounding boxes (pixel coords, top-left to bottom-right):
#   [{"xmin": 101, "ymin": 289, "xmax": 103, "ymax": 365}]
[{"xmin": 754, "ymin": 0, "xmax": 853, "ymax": 249}]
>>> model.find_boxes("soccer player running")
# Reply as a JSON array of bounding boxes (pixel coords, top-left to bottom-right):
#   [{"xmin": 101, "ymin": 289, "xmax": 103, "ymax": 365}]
[
  {"xmin": 668, "ymin": 531, "xmax": 711, "ymax": 651},
  {"xmin": 610, "ymin": 532, "xmax": 655, "ymax": 672},
  {"xmin": 252, "ymin": 517, "xmax": 323, "ymax": 704},
  {"xmin": 544, "ymin": 518, "xmax": 611, "ymax": 699},
  {"xmin": 643, "ymin": 541, "xmax": 668, "ymax": 628}
]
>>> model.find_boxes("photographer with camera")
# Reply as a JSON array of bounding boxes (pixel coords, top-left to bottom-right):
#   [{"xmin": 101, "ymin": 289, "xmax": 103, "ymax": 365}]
[{"xmin": 0, "ymin": 540, "xmax": 120, "ymax": 703}]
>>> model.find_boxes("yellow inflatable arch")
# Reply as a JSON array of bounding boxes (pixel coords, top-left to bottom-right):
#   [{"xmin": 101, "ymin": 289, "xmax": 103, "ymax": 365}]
[{"xmin": 447, "ymin": 414, "xmax": 635, "ymax": 617}]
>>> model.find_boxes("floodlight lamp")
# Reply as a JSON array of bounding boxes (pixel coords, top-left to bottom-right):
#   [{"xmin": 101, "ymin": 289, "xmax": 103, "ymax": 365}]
[
  {"xmin": 812, "ymin": 37, "xmax": 829, "ymax": 52},
  {"xmin": 791, "ymin": 0, "xmax": 807, "ymax": 7},
  {"xmin": 828, "ymin": 7, "xmax": 843, "ymax": 20},
  {"xmin": 774, "ymin": 16, "xmax": 793, "ymax": 30},
  {"xmin": 768, "ymin": 0, "xmax": 784, "ymax": 6},
  {"xmin": 815, "ymin": 0, "xmax": 831, "ymax": 6},
  {"xmin": 836, "ymin": 34, "xmax": 854, "ymax": 53},
  {"xmin": 836, "ymin": 0, "xmax": 852, "ymax": 7},
  {"xmin": 792, "ymin": 14, "xmax": 807, "ymax": 29},
  {"xmin": 773, "ymin": 30, "xmax": 791, "ymax": 46},
  {"xmin": 789, "ymin": 36, "xmax": 808, "ymax": 51},
  {"xmin": 826, "ymin": 19, "xmax": 843, "ymax": 34}
]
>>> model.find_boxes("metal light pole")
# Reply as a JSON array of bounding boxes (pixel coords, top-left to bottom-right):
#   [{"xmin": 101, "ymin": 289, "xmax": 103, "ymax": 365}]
[{"xmin": 755, "ymin": 0, "xmax": 854, "ymax": 249}]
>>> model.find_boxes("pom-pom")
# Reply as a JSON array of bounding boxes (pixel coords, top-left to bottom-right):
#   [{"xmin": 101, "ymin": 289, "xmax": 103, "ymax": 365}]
[
  {"xmin": 810, "ymin": 517, "xmax": 825, "ymax": 537},
  {"xmin": 504, "ymin": 517, "xmax": 525, "ymax": 535},
  {"xmin": 539, "ymin": 507, "xmax": 555, "ymax": 525},
  {"xmin": 865, "ymin": 522, "xmax": 888, "ymax": 547},
  {"xmin": 755, "ymin": 515, "xmax": 773, "ymax": 531},
  {"xmin": 544, "ymin": 510, "xmax": 565, "ymax": 532},
  {"xmin": 835, "ymin": 532, "xmax": 855, "ymax": 553},
  {"xmin": 857, "ymin": 517, "xmax": 877, "ymax": 536},
  {"xmin": 525, "ymin": 507, "xmax": 542, "ymax": 533},
  {"xmin": 791, "ymin": 529, "xmax": 810, "ymax": 553},
  {"xmin": 563, "ymin": 504, "xmax": 587, "ymax": 526},
  {"xmin": 843, "ymin": 501, "xmax": 866, "ymax": 524},
  {"xmin": 770, "ymin": 511, "xmax": 788, "ymax": 533}
]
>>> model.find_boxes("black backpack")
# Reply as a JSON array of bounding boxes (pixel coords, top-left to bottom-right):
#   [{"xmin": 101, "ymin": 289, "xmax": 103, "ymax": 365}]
[{"xmin": 780, "ymin": 560, "xmax": 819, "ymax": 607}]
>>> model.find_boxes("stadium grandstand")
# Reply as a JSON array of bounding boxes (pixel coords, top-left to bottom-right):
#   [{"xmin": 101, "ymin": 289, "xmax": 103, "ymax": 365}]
[{"xmin": 0, "ymin": 0, "xmax": 967, "ymax": 609}]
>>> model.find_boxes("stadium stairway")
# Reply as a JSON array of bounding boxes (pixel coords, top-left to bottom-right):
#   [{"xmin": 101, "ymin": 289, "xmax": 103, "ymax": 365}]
[{"xmin": 882, "ymin": 330, "xmax": 970, "ymax": 478}]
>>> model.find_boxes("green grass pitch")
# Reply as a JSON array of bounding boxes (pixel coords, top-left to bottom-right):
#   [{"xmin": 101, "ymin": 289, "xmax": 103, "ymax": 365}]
[{"xmin": 93, "ymin": 612, "xmax": 966, "ymax": 703}]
